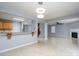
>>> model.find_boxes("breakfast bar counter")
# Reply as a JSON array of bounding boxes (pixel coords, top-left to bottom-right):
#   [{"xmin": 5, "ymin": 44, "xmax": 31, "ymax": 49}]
[{"xmin": 0, "ymin": 32, "xmax": 37, "ymax": 53}]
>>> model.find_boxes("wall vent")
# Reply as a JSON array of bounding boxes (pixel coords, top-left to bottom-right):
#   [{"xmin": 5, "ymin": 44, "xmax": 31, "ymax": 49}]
[{"xmin": 38, "ymin": 2, "xmax": 43, "ymax": 5}]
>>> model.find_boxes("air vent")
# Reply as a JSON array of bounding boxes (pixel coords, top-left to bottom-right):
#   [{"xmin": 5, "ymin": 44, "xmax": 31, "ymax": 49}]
[{"xmin": 38, "ymin": 2, "xmax": 43, "ymax": 5}]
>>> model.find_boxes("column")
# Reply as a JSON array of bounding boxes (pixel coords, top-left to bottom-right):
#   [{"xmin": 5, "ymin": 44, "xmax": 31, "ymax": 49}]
[{"xmin": 45, "ymin": 23, "xmax": 48, "ymax": 40}]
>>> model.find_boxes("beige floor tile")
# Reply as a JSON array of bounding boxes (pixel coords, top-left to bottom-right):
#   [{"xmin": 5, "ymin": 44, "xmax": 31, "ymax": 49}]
[{"xmin": 0, "ymin": 37, "xmax": 79, "ymax": 56}]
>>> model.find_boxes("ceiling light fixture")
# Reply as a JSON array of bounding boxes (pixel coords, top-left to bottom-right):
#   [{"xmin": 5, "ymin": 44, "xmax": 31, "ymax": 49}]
[
  {"xmin": 36, "ymin": 7, "xmax": 46, "ymax": 14},
  {"xmin": 37, "ymin": 14, "xmax": 44, "ymax": 18}
]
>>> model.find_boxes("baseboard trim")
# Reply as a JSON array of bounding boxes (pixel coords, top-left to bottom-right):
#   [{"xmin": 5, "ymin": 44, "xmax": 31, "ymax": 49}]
[
  {"xmin": 48, "ymin": 37, "xmax": 70, "ymax": 40},
  {"xmin": 0, "ymin": 41, "xmax": 38, "ymax": 53}
]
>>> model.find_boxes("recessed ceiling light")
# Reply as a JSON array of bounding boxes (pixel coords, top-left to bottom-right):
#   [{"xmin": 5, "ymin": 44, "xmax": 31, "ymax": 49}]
[
  {"xmin": 37, "ymin": 14, "xmax": 44, "ymax": 18},
  {"xmin": 36, "ymin": 7, "xmax": 46, "ymax": 14}
]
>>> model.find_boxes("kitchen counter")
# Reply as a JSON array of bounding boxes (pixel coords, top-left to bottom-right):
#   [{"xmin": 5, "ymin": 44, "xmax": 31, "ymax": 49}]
[
  {"xmin": 0, "ymin": 32, "xmax": 37, "ymax": 53},
  {"xmin": 0, "ymin": 32, "xmax": 31, "ymax": 36}
]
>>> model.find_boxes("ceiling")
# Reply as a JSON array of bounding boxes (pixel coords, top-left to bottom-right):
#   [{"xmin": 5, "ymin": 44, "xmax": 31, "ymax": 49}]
[{"xmin": 0, "ymin": 2, "xmax": 79, "ymax": 23}]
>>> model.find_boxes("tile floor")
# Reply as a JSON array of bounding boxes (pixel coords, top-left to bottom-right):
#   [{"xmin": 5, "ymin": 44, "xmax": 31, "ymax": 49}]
[{"xmin": 0, "ymin": 37, "xmax": 79, "ymax": 56}]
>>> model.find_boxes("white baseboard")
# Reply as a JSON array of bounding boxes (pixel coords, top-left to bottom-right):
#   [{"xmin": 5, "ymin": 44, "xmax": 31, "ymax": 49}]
[{"xmin": 0, "ymin": 41, "xmax": 38, "ymax": 53}]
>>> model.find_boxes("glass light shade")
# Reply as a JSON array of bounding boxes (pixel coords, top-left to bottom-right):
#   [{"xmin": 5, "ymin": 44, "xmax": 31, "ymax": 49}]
[
  {"xmin": 37, "ymin": 14, "xmax": 44, "ymax": 18},
  {"xmin": 36, "ymin": 7, "xmax": 46, "ymax": 14}
]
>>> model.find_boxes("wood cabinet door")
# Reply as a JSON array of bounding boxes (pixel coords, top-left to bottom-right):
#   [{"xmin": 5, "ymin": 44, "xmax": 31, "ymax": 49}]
[
  {"xmin": 3, "ymin": 22, "xmax": 13, "ymax": 30},
  {"xmin": 0, "ymin": 20, "xmax": 13, "ymax": 30},
  {"xmin": 0, "ymin": 22, "xmax": 2, "ymax": 30},
  {"xmin": 8, "ymin": 22, "xmax": 13, "ymax": 30}
]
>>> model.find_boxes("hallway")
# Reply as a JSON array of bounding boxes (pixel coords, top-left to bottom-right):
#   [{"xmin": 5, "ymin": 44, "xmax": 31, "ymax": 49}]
[{"xmin": 0, "ymin": 38, "xmax": 79, "ymax": 56}]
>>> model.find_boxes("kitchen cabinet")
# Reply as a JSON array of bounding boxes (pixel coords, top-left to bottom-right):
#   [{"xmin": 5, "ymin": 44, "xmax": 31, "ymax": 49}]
[
  {"xmin": 3, "ymin": 22, "xmax": 13, "ymax": 30},
  {"xmin": 0, "ymin": 20, "xmax": 13, "ymax": 30},
  {"xmin": 0, "ymin": 22, "xmax": 2, "ymax": 30}
]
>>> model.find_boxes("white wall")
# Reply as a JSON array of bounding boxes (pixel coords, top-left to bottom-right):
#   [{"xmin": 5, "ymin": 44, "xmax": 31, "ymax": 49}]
[
  {"xmin": 12, "ymin": 22, "xmax": 21, "ymax": 32},
  {"xmin": 48, "ymin": 20, "xmax": 79, "ymax": 39}
]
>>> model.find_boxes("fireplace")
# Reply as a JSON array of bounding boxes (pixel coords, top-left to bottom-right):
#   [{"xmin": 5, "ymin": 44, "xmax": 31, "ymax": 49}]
[{"xmin": 71, "ymin": 32, "xmax": 78, "ymax": 39}]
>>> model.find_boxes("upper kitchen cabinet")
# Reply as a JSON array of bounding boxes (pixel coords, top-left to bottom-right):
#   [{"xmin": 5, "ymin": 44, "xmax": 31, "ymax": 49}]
[
  {"xmin": 0, "ymin": 19, "xmax": 13, "ymax": 30},
  {"xmin": 3, "ymin": 20, "xmax": 13, "ymax": 30},
  {"xmin": 0, "ymin": 21, "xmax": 3, "ymax": 30}
]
